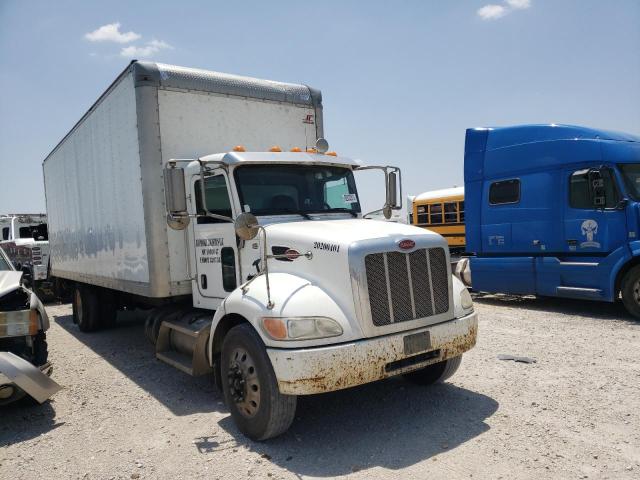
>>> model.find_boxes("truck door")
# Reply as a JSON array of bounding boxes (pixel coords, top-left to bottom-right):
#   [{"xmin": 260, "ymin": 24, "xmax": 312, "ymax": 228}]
[
  {"xmin": 191, "ymin": 170, "xmax": 239, "ymax": 302},
  {"xmin": 563, "ymin": 167, "xmax": 626, "ymax": 254},
  {"xmin": 554, "ymin": 166, "xmax": 628, "ymax": 295}
]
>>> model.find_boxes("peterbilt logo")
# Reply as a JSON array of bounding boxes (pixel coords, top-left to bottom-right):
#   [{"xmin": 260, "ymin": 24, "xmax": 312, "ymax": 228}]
[
  {"xmin": 398, "ymin": 239, "xmax": 415, "ymax": 250},
  {"xmin": 580, "ymin": 219, "xmax": 601, "ymax": 248}
]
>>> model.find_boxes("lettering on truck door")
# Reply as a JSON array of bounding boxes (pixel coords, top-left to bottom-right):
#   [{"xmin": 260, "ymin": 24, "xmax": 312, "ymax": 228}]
[{"xmin": 191, "ymin": 171, "xmax": 239, "ymax": 303}]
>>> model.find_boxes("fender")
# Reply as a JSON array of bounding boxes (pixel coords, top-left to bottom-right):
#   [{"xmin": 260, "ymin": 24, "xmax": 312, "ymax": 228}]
[
  {"xmin": 610, "ymin": 241, "xmax": 640, "ymax": 296},
  {"xmin": 207, "ymin": 272, "xmax": 362, "ymax": 364}
]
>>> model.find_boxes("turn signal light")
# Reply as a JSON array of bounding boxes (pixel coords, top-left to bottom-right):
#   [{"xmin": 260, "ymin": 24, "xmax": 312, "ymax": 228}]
[
  {"xmin": 269, "ymin": 146, "xmax": 282, "ymax": 152},
  {"xmin": 233, "ymin": 145, "xmax": 246, "ymax": 152},
  {"xmin": 262, "ymin": 317, "xmax": 287, "ymax": 340}
]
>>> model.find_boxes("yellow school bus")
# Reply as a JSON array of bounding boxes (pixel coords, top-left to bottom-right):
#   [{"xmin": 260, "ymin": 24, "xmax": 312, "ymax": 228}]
[{"xmin": 411, "ymin": 187, "xmax": 465, "ymax": 252}]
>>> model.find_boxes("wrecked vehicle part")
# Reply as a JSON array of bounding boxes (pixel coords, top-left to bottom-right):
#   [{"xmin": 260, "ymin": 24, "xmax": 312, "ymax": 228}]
[
  {"xmin": 0, "ymin": 352, "xmax": 60, "ymax": 405},
  {"xmin": 0, "ymin": 249, "xmax": 57, "ymax": 405}
]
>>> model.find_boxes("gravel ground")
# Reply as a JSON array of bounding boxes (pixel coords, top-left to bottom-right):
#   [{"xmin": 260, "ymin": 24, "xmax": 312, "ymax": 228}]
[{"xmin": 1, "ymin": 296, "xmax": 639, "ymax": 480}]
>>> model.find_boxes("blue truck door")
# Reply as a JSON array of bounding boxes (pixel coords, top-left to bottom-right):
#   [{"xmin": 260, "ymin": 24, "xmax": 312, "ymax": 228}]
[{"xmin": 556, "ymin": 166, "xmax": 627, "ymax": 299}]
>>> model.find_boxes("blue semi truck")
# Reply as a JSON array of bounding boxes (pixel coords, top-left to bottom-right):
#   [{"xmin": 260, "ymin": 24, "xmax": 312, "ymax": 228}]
[{"xmin": 463, "ymin": 124, "xmax": 640, "ymax": 317}]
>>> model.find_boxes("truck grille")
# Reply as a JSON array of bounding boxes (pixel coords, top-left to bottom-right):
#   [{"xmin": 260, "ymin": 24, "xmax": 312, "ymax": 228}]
[{"xmin": 364, "ymin": 248, "xmax": 449, "ymax": 326}]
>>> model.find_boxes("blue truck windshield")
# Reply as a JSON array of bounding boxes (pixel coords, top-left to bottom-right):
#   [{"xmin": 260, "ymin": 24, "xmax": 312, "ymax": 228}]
[
  {"xmin": 234, "ymin": 165, "xmax": 361, "ymax": 216},
  {"xmin": 619, "ymin": 164, "xmax": 640, "ymax": 200}
]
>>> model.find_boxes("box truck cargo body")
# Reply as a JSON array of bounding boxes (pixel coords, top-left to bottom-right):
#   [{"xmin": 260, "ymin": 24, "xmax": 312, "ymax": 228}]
[
  {"xmin": 43, "ymin": 62, "xmax": 477, "ymax": 440},
  {"xmin": 44, "ymin": 61, "xmax": 322, "ymax": 298}
]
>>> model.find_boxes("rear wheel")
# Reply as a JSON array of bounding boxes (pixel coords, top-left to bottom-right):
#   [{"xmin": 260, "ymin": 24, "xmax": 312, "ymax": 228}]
[
  {"xmin": 403, "ymin": 355, "xmax": 463, "ymax": 385},
  {"xmin": 621, "ymin": 265, "xmax": 640, "ymax": 319},
  {"xmin": 72, "ymin": 285, "xmax": 100, "ymax": 332},
  {"xmin": 221, "ymin": 324, "xmax": 297, "ymax": 441}
]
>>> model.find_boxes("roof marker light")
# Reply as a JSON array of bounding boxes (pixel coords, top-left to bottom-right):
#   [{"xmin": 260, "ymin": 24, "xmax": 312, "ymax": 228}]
[
  {"xmin": 233, "ymin": 145, "xmax": 246, "ymax": 152},
  {"xmin": 306, "ymin": 148, "xmax": 317, "ymax": 153},
  {"xmin": 269, "ymin": 146, "xmax": 282, "ymax": 152},
  {"xmin": 290, "ymin": 147, "xmax": 302, "ymax": 152},
  {"xmin": 325, "ymin": 151, "xmax": 337, "ymax": 157}
]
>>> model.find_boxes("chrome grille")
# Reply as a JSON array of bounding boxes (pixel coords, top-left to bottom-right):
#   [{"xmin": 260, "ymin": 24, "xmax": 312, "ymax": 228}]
[{"xmin": 365, "ymin": 248, "xmax": 449, "ymax": 327}]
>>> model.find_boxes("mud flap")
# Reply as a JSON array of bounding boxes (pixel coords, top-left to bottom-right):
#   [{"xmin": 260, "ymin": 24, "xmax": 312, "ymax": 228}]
[{"xmin": 0, "ymin": 352, "xmax": 62, "ymax": 404}]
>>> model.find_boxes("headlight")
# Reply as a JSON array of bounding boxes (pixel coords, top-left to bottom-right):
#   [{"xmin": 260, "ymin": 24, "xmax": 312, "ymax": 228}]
[
  {"xmin": 261, "ymin": 316, "xmax": 343, "ymax": 340},
  {"xmin": 460, "ymin": 287, "xmax": 474, "ymax": 311}
]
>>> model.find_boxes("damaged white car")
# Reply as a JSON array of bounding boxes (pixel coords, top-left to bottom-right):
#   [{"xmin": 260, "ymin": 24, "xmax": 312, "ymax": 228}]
[{"xmin": 0, "ymin": 246, "xmax": 60, "ymax": 405}]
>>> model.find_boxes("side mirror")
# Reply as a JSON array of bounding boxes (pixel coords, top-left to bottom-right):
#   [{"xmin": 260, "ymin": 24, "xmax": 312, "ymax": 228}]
[
  {"xmin": 383, "ymin": 171, "xmax": 399, "ymax": 219},
  {"xmin": 164, "ymin": 165, "xmax": 190, "ymax": 230},
  {"xmin": 235, "ymin": 212, "xmax": 259, "ymax": 240},
  {"xmin": 588, "ymin": 169, "xmax": 606, "ymax": 208}
]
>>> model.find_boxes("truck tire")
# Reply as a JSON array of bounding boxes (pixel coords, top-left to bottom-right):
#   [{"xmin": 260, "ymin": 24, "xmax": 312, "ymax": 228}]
[
  {"xmin": 72, "ymin": 285, "xmax": 100, "ymax": 332},
  {"xmin": 621, "ymin": 265, "xmax": 640, "ymax": 318},
  {"xmin": 32, "ymin": 331, "xmax": 49, "ymax": 366},
  {"xmin": 403, "ymin": 355, "xmax": 463, "ymax": 385},
  {"xmin": 221, "ymin": 324, "xmax": 297, "ymax": 441}
]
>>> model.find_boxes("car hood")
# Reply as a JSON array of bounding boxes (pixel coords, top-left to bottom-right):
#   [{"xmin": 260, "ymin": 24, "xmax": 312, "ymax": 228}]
[{"xmin": 0, "ymin": 271, "xmax": 23, "ymax": 297}]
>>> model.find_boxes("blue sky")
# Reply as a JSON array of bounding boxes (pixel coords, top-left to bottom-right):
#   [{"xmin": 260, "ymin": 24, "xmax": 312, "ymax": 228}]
[{"xmin": 1, "ymin": 0, "xmax": 639, "ymax": 214}]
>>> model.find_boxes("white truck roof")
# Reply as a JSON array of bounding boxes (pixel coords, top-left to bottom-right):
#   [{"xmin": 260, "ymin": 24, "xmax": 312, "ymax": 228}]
[{"xmin": 197, "ymin": 151, "xmax": 362, "ymax": 168}]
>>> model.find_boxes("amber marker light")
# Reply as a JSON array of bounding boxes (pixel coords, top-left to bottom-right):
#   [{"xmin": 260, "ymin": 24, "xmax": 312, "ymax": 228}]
[
  {"xmin": 290, "ymin": 147, "xmax": 302, "ymax": 152},
  {"xmin": 269, "ymin": 146, "xmax": 282, "ymax": 152},
  {"xmin": 233, "ymin": 145, "xmax": 246, "ymax": 152},
  {"xmin": 262, "ymin": 317, "xmax": 287, "ymax": 339}
]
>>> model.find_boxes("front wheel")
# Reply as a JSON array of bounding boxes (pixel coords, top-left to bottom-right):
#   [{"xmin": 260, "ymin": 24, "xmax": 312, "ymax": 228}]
[
  {"xmin": 403, "ymin": 355, "xmax": 463, "ymax": 385},
  {"xmin": 620, "ymin": 265, "xmax": 640, "ymax": 318},
  {"xmin": 221, "ymin": 324, "xmax": 297, "ymax": 441}
]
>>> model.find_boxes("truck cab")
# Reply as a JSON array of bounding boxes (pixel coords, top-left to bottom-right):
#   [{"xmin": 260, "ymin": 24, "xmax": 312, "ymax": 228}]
[
  {"xmin": 464, "ymin": 124, "xmax": 640, "ymax": 316},
  {"xmin": 0, "ymin": 214, "xmax": 51, "ymax": 297}
]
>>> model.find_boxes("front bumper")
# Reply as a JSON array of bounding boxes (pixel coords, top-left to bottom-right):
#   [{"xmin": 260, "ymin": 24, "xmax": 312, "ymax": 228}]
[
  {"xmin": 0, "ymin": 309, "xmax": 38, "ymax": 338},
  {"xmin": 267, "ymin": 311, "xmax": 478, "ymax": 395}
]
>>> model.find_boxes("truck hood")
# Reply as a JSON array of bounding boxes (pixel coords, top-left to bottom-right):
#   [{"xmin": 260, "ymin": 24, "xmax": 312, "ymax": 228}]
[
  {"xmin": 263, "ymin": 218, "xmax": 445, "ymax": 248},
  {"xmin": 0, "ymin": 271, "xmax": 23, "ymax": 297},
  {"xmin": 256, "ymin": 219, "xmax": 451, "ymax": 338}
]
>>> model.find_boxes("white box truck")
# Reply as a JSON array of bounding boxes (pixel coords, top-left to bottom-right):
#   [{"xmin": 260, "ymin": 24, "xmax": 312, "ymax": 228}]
[{"xmin": 43, "ymin": 61, "xmax": 477, "ymax": 440}]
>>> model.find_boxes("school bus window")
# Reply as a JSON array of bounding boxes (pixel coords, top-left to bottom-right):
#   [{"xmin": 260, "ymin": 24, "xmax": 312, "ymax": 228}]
[
  {"xmin": 444, "ymin": 202, "xmax": 457, "ymax": 223},
  {"xmin": 416, "ymin": 205, "xmax": 428, "ymax": 224},
  {"xmin": 459, "ymin": 201, "xmax": 465, "ymax": 222},
  {"xmin": 429, "ymin": 203, "xmax": 443, "ymax": 224}
]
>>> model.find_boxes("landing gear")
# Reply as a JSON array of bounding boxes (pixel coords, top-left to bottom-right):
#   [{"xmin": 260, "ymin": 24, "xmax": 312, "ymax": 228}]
[{"xmin": 221, "ymin": 324, "xmax": 296, "ymax": 440}]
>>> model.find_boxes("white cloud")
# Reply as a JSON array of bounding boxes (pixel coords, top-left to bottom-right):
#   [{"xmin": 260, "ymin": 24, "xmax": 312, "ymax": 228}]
[
  {"xmin": 85, "ymin": 22, "xmax": 141, "ymax": 43},
  {"xmin": 120, "ymin": 39, "xmax": 173, "ymax": 58},
  {"xmin": 506, "ymin": 0, "xmax": 531, "ymax": 9},
  {"xmin": 478, "ymin": 0, "xmax": 531, "ymax": 20},
  {"xmin": 477, "ymin": 4, "xmax": 507, "ymax": 20}
]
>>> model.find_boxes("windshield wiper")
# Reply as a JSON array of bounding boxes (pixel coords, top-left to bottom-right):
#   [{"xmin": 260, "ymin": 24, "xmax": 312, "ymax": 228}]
[{"xmin": 318, "ymin": 207, "xmax": 358, "ymax": 217}]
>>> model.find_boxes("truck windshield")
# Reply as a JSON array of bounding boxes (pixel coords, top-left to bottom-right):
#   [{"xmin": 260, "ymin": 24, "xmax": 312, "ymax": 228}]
[
  {"xmin": 619, "ymin": 164, "xmax": 640, "ymax": 200},
  {"xmin": 234, "ymin": 165, "xmax": 361, "ymax": 216}
]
